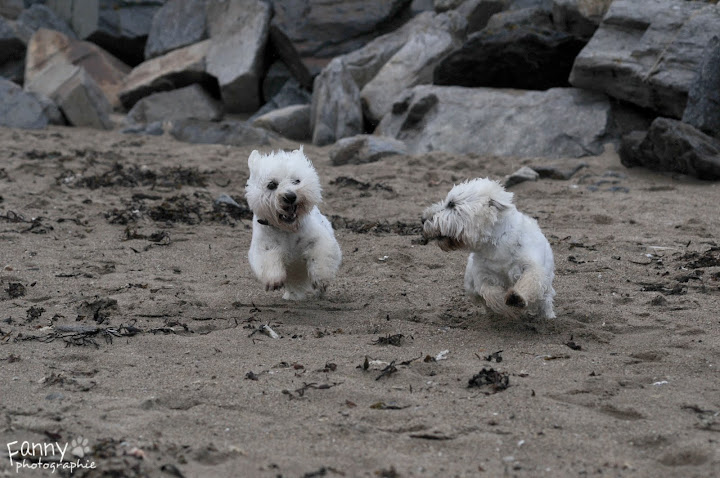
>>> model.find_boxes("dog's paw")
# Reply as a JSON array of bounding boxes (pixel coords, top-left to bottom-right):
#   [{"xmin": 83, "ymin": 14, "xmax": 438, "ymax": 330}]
[
  {"xmin": 311, "ymin": 279, "xmax": 328, "ymax": 293},
  {"xmin": 264, "ymin": 278, "xmax": 285, "ymax": 291},
  {"xmin": 505, "ymin": 290, "xmax": 526, "ymax": 308}
]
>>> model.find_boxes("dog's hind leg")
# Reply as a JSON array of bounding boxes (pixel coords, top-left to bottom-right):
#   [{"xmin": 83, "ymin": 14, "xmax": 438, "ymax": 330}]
[{"xmin": 505, "ymin": 264, "xmax": 544, "ymax": 310}]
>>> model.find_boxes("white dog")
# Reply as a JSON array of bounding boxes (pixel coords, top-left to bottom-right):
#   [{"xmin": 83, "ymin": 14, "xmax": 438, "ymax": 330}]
[
  {"xmin": 245, "ymin": 148, "xmax": 342, "ymax": 300},
  {"xmin": 422, "ymin": 178, "xmax": 555, "ymax": 319}
]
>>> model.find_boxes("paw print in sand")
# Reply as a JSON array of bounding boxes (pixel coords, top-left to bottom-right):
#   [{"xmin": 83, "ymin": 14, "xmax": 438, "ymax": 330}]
[{"xmin": 70, "ymin": 437, "xmax": 91, "ymax": 458}]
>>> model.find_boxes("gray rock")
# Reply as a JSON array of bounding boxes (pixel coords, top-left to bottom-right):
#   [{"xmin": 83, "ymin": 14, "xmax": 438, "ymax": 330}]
[
  {"xmin": 376, "ymin": 85, "xmax": 611, "ymax": 158},
  {"xmin": 528, "ymin": 159, "xmax": 587, "ymax": 179},
  {"xmin": 270, "ymin": 0, "xmax": 413, "ymax": 73},
  {"xmin": 411, "ymin": 0, "xmax": 434, "ymax": 15},
  {"xmin": 360, "ymin": 11, "xmax": 466, "ymax": 123},
  {"xmin": 0, "ymin": 17, "xmax": 24, "ymax": 64},
  {"xmin": 15, "ymin": 4, "xmax": 76, "ymax": 43},
  {"xmin": 552, "ymin": 0, "xmax": 612, "ymax": 40},
  {"xmin": 48, "ymin": 0, "xmax": 164, "ymax": 66},
  {"xmin": 52, "ymin": 66, "xmax": 113, "ymax": 129},
  {"xmin": 569, "ymin": 0, "xmax": 720, "ymax": 118},
  {"xmin": 267, "ymin": 24, "xmax": 314, "ymax": 90},
  {"xmin": 619, "ymin": 117, "xmax": 720, "ymax": 180},
  {"xmin": 342, "ymin": 11, "xmax": 439, "ymax": 89},
  {"xmin": 508, "ymin": 0, "xmax": 553, "ymax": 9},
  {"xmin": 262, "ymin": 61, "xmax": 292, "ymax": 103},
  {"xmin": 26, "ymin": 59, "xmax": 112, "ymax": 128},
  {"xmin": 25, "ymin": 28, "xmax": 130, "ymax": 110},
  {"xmin": 27, "ymin": 91, "xmax": 65, "ymax": 124},
  {"xmin": 0, "ymin": 59, "xmax": 24, "ymax": 84},
  {"xmin": 434, "ymin": 0, "xmax": 464, "ymax": 12},
  {"xmin": 252, "ymin": 104, "xmax": 311, "ymax": 141},
  {"xmin": 0, "ymin": 77, "xmax": 48, "ymax": 129},
  {"xmin": 329, "ymin": 134, "xmax": 408, "ymax": 166},
  {"xmin": 504, "ymin": 166, "xmax": 539, "ymax": 188},
  {"xmin": 118, "ymin": 39, "xmax": 214, "ymax": 110},
  {"xmin": 126, "ymin": 84, "xmax": 222, "ymax": 126},
  {"xmin": 122, "ymin": 120, "xmax": 163, "ymax": 135},
  {"xmin": 144, "ymin": 0, "xmax": 207, "ymax": 60},
  {"xmin": 682, "ymin": 36, "xmax": 720, "ymax": 138},
  {"xmin": 169, "ymin": 118, "xmax": 274, "ymax": 146},
  {"xmin": 310, "ymin": 57, "xmax": 363, "ymax": 146},
  {"xmin": 434, "ymin": 25, "xmax": 585, "ymax": 90},
  {"xmin": 455, "ymin": 0, "xmax": 506, "ymax": 34},
  {"xmin": 251, "ymin": 78, "xmax": 310, "ymax": 121},
  {"xmin": 206, "ymin": 0, "xmax": 270, "ymax": 113},
  {"xmin": 215, "ymin": 193, "xmax": 241, "ymax": 208},
  {"xmin": 485, "ymin": 6, "xmax": 554, "ymax": 31},
  {"xmin": 0, "ymin": 0, "xmax": 23, "ymax": 19}
]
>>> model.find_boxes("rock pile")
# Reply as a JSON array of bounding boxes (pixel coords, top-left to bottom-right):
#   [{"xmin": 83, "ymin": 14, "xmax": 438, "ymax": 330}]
[{"xmin": 0, "ymin": 0, "xmax": 718, "ymax": 178}]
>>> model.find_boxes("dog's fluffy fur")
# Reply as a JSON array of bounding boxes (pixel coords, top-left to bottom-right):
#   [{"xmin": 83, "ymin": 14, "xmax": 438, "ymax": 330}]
[
  {"xmin": 245, "ymin": 148, "xmax": 341, "ymax": 300},
  {"xmin": 422, "ymin": 178, "xmax": 555, "ymax": 319}
]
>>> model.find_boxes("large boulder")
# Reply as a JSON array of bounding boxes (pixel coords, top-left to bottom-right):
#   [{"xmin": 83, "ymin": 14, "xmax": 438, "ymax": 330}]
[
  {"xmin": 682, "ymin": 36, "xmax": 720, "ymax": 139},
  {"xmin": 310, "ymin": 57, "xmax": 363, "ymax": 146},
  {"xmin": 52, "ymin": 66, "xmax": 113, "ymax": 129},
  {"xmin": 169, "ymin": 118, "xmax": 274, "ymax": 146},
  {"xmin": 360, "ymin": 11, "xmax": 466, "ymax": 124},
  {"xmin": 485, "ymin": 5, "xmax": 554, "ymax": 31},
  {"xmin": 342, "ymin": 11, "xmax": 439, "ymax": 89},
  {"xmin": 619, "ymin": 117, "xmax": 720, "ymax": 180},
  {"xmin": 14, "ymin": 4, "xmax": 76, "ymax": 43},
  {"xmin": 118, "ymin": 39, "xmax": 215, "ymax": 110},
  {"xmin": 0, "ymin": 0, "xmax": 23, "ymax": 20},
  {"xmin": 144, "ymin": 0, "xmax": 207, "ymax": 60},
  {"xmin": 569, "ymin": 0, "xmax": 720, "ymax": 118},
  {"xmin": 28, "ymin": 91, "xmax": 66, "ymax": 125},
  {"xmin": 205, "ymin": 0, "xmax": 270, "ymax": 113},
  {"xmin": 0, "ymin": 77, "xmax": 48, "ymax": 129},
  {"xmin": 0, "ymin": 59, "xmax": 24, "ymax": 84},
  {"xmin": 126, "ymin": 84, "xmax": 222, "ymax": 126},
  {"xmin": 262, "ymin": 61, "xmax": 293, "ymax": 103},
  {"xmin": 376, "ymin": 85, "xmax": 611, "ymax": 158},
  {"xmin": 306, "ymin": 11, "xmax": 456, "ymax": 146},
  {"xmin": 267, "ymin": 24, "xmax": 314, "ymax": 90},
  {"xmin": 25, "ymin": 60, "xmax": 112, "ymax": 129},
  {"xmin": 329, "ymin": 134, "xmax": 408, "ymax": 166},
  {"xmin": 47, "ymin": 0, "xmax": 164, "ymax": 66},
  {"xmin": 270, "ymin": 0, "xmax": 413, "ymax": 74},
  {"xmin": 25, "ymin": 28, "xmax": 130, "ymax": 109},
  {"xmin": 252, "ymin": 104, "xmax": 311, "ymax": 141},
  {"xmin": 0, "ymin": 16, "xmax": 24, "ymax": 64},
  {"xmin": 251, "ymin": 78, "xmax": 311, "ymax": 121},
  {"xmin": 552, "ymin": 0, "xmax": 613, "ymax": 40},
  {"xmin": 433, "ymin": 25, "xmax": 585, "ymax": 90},
  {"xmin": 455, "ymin": 0, "xmax": 506, "ymax": 34}
]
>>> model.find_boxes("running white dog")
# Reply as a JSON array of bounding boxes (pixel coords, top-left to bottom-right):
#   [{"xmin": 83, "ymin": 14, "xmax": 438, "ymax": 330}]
[
  {"xmin": 422, "ymin": 178, "xmax": 555, "ymax": 319},
  {"xmin": 245, "ymin": 148, "xmax": 341, "ymax": 300}
]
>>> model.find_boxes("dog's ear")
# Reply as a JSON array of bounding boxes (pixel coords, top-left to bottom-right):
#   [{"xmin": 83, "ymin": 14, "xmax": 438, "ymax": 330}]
[
  {"xmin": 489, "ymin": 198, "xmax": 511, "ymax": 211},
  {"xmin": 248, "ymin": 150, "xmax": 261, "ymax": 170}
]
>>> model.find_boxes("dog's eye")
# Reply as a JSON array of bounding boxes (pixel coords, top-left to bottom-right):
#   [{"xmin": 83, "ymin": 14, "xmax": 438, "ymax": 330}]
[
  {"xmin": 447, "ymin": 200, "xmax": 456, "ymax": 209},
  {"xmin": 267, "ymin": 181, "xmax": 278, "ymax": 190},
  {"xmin": 292, "ymin": 179, "xmax": 300, "ymax": 185}
]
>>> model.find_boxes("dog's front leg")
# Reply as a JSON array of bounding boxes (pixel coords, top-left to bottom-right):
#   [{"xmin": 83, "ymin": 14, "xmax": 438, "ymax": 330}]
[
  {"xmin": 304, "ymin": 236, "xmax": 341, "ymax": 293},
  {"xmin": 250, "ymin": 243, "xmax": 287, "ymax": 291}
]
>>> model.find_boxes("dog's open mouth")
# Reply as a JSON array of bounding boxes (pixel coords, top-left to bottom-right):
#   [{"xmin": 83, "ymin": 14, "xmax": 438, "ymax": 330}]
[{"xmin": 279, "ymin": 205, "xmax": 298, "ymax": 224}]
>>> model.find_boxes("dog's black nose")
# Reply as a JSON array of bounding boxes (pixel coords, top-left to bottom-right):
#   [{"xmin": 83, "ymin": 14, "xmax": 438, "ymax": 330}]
[{"xmin": 282, "ymin": 192, "xmax": 297, "ymax": 204}]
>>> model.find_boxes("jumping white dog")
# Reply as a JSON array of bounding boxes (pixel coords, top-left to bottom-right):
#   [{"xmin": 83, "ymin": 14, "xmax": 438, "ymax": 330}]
[
  {"xmin": 245, "ymin": 148, "xmax": 341, "ymax": 300},
  {"xmin": 422, "ymin": 178, "xmax": 555, "ymax": 319}
]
